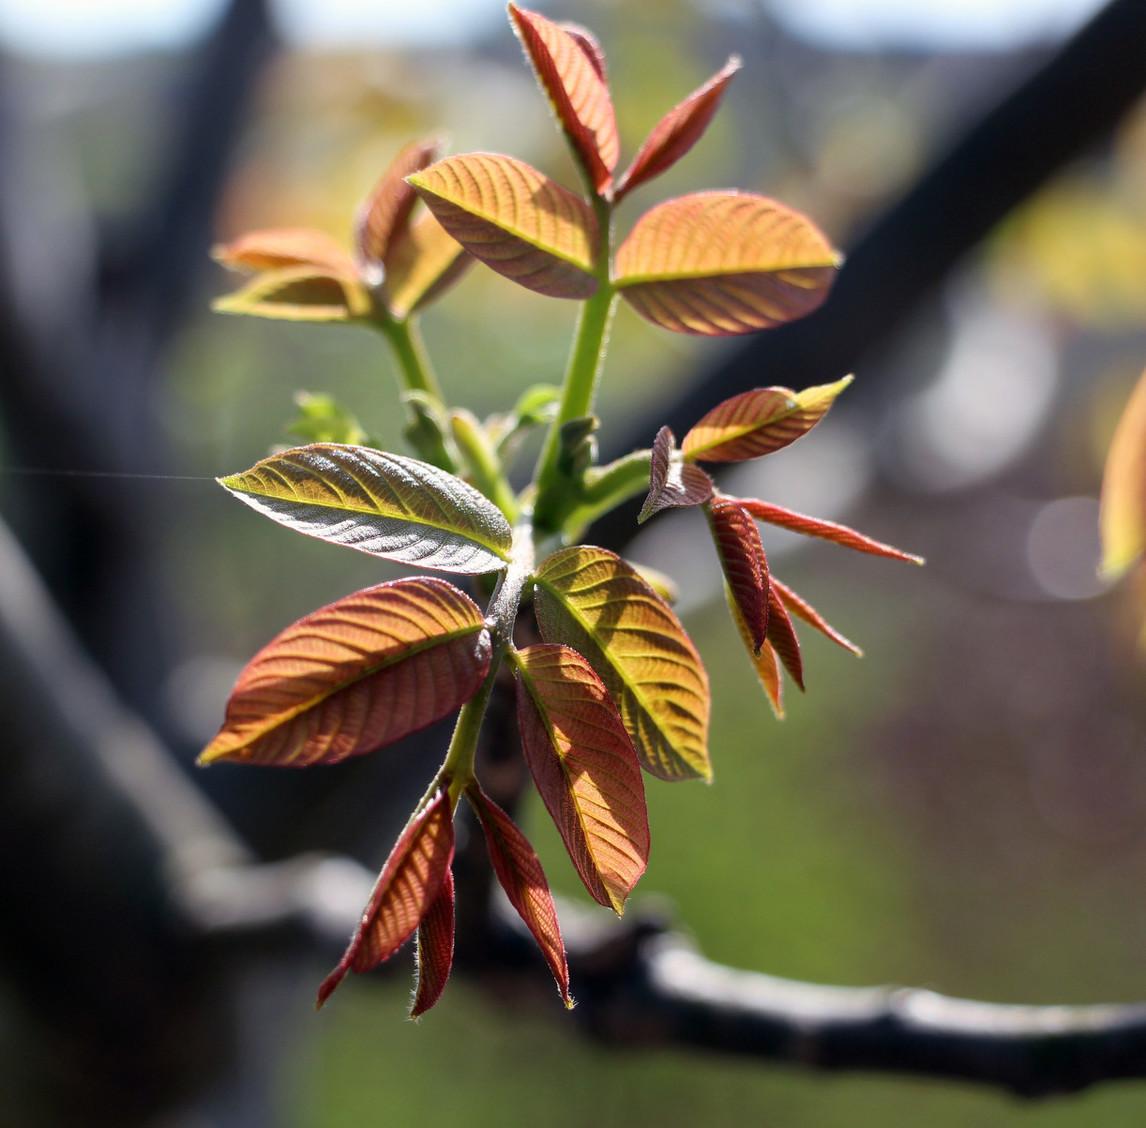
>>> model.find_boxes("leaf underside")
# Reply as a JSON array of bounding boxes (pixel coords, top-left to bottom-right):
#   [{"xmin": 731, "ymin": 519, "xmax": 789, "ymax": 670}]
[
  {"xmin": 726, "ymin": 583, "xmax": 784, "ymax": 719},
  {"xmin": 767, "ymin": 582, "xmax": 804, "ymax": 690},
  {"xmin": 1101, "ymin": 366, "xmax": 1146, "ymax": 579},
  {"xmin": 200, "ymin": 578, "xmax": 491, "ymax": 767},
  {"xmin": 213, "ymin": 266, "xmax": 369, "ymax": 322},
  {"xmin": 639, "ymin": 425, "xmax": 714, "ymax": 522},
  {"xmin": 515, "ymin": 644, "xmax": 649, "ymax": 913},
  {"xmin": 356, "ymin": 137, "xmax": 440, "ymax": 273},
  {"xmin": 219, "ymin": 442, "xmax": 513, "ymax": 574},
  {"xmin": 411, "ymin": 867, "xmax": 455, "ymax": 1018},
  {"xmin": 533, "ymin": 546, "xmax": 711, "ymax": 782},
  {"xmin": 708, "ymin": 498, "xmax": 770, "ymax": 653}
]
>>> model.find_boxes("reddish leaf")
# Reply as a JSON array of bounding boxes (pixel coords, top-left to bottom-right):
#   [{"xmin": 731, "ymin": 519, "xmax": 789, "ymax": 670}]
[
  {"xmin": 614, "ymin": 192, "xmax": 839, "ymax": 336},
  {"xmin": 771, "ymin": 577, "xmax": 862, "ymax": 657},
  {"xmin": 738, "ymin": 498, "xmax": 923, "ymax": 564},
  {"xmin": 317, "ymin": 789, "xmax": 455, "ymax": 1007},
  {"xmin": 213, "ymin": 267, "xmax": 370, "ymax": 322},
  {"xmin": 509, "ymin": 4, "xmax": 619, "ymax": 196},
  {"xmin": 726, "ymin": 584, "xmax": 784, "ymax": 719},
  {"xmin": 767, "ymin": 583, "xmax": 804, "ymax": 691},
  {"xmin": 682, "ymin": 376, "xmax": 852, "ymax": 463},
  {"xmin": 467, "ymin": 783, "xmax": 573, "ymax": 1008},
  {"xmin": 639, "ymin": 426, "xmax": 715, "ymax": 523},
  {"xmin": 514, "ymin": 644, "xmax": 649, "ymax": 914},
  {"xmin": 408, "ymin": 154, "xmax": 598, "ymax": 299},
  {"xmin": 410, "ymin": 868, "xmax": 455, "ymax": 1018},
  {"xmin": 355, "ymin": 138, "xmax": 440, "ymax": 277},
  {"xmin": 560, "ymin": 22, "xmax": 607, "ymax": 81},
  {"xmin": 199, "ymin": 579, "xmax": 491, "ymax": 767},
  {"xmin": 707, "ymin": 498, "xmax": 770, "ymax": 653},
  {"xmin": 212, "ymin": 227, "xmax": 357, "ymax": 277},
  {"xmin": 383, "ymin": 212, "xmax": 471, "ymax": 318},
  {"xmin": 616, "ymin": 57, "xmax": 741, "ymax": 201}
]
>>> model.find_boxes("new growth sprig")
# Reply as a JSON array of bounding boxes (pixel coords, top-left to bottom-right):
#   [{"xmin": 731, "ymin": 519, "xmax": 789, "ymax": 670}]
[{"xmin": 202, "ymin": 5, "xmax": 921, "ymax": 1017}]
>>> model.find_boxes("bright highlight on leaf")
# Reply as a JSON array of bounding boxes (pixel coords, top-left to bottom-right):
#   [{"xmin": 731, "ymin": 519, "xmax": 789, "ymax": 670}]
[
  {"xmin": 213, "ymin": 228, "xmax": 358, "ymax": 277},
  {"xmin": 411, "ymin": 868, "xmax": 455, "ymax": 1018},
  {"xmin": 533, "ymin": 546, "xmax": 711, "ymax": 782},
  {"xmin": 199, "ymin": 579, "xmax": 491, "ymax": 767},
  {"xmin": 707, "ymin": 498, "xmax": 770, "ymax": 653},
  {"xmin": 467, "ymin": 783, "xmax": 572, "ymax": 1008},
  {"xmin": 514, "ymin": 644, "xmax": 649, "ymax": 914},
  {"xmin": 509, "ymin": 4, "xmax": 619, "ymax": 197},
  {"xmin": 213, "ymin": 267, "xmax": 370, "ymax": 322},
  {"xmin": 614, "ymin": 192, "xmax": 839, "ymax": 336},
  {"xmin": 616, "ymin": 56, "xmax": 741, "ymax": 202},
  {"xmin": 409, "ymin": 153, "xmax": 599, "ymax": 299},
  {"xmin": 317, "ymin": 789, "xmax": 455, "ymax": 1008},
  {"xmin": 219, "ymin": 443, "xmax": 513, "ymax": 574},
  {"xmin": 639, "ymin": 426, "xmax": 715, "ymax": 523},
  {"xmin": 726, "ymin": 583, "xmax": 784, "ymax": 719},
  {"xmin": 682, "ymin": 375, "xmax": 853, "ymax": 462},
  {"xmin": 1100, "ymin": 367, "xmax": 1146, "ymax": 580}
]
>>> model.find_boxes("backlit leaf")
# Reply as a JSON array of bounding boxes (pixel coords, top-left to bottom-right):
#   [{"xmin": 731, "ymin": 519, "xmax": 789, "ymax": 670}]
[
  {"xmin": 199, "ymin": 579, "xmax": 491, "ymax": 767},
  {"xmin": 410, "ymin": 868, "xmax": 455, "ymax": 1018},
  {"xmin": 682, "ymin": 376, "xmax": 852, "ymax": 463},
  {"xmin": 408, "ymin": 154, "xmax": 598, "ymax": 299},
  {"xmin": 767, "ymin": 583, "xmax": 804, "ymax": 690},
  {"xmin": 739, "ymin": 497, "xmax": 923, "ymax": 564},
  {"xmin": 355, "ymin": 138, "xmax": 440, "ymax": 276},
  {"xmin": 212, "ymin": 227, "xmax": 357, "ymax": 277},
  {"xmin": 772, "ymin": 577, "xmax": 862, "ymax": 657},
  {"xmin": 629, "ymin": 562, "xmax": 679, "ymax": 605},
  {"xmin": 213, "ymin": 266, "xmax": 370, "ymax": 322},
  {"xmin": 219, "ymin": 443, "xmax": 512, "ymax": 574},
  {"xmin": 509, "ymin": 5, "xmax": 618, "ymax": 196},
  {"xmin": 638, "ymin": 425, "xmax": 714, "ymax": 523},
  {"xmin": 560, "ymin": 21, "xmax": 607, "ymax": 80},
  {"xmin": 707, "ymin": 498, "xmax": 769, "ymax": 653},
  {"xmin": 514, "ymin": 644, "xmax": 649, "ymax": 914},
  {"xmin": 383, "ymin": 212, "xmax": 471, "ymax": 318},
  {"xmin": 616, "ymin": 57, "xmax": 740, "ymax": 201},
  {"xmin": 1101, "ymin": 367, "xmax": 1146, "ymax": 579},
  {"xmin": 317, "ymin": 789, "xmax": 454, "ymax": 1007},
  {"xmin": 726, "ymin": 583, "xmax": 783, "ymax": 719},
  {"xmin": 614, "ymin": 192, "xmax": 839, "ymax": 336},
  {"xmin": 533, "ymin": 546, "xmax": 711, "ymax": 782},
  {"xmin": 287, "ymin": 391, "xmax": 368, "ymax": 446},
  {"xmin": 467, "ymin": 783, "xmax": 572, "ymax": 1008}
]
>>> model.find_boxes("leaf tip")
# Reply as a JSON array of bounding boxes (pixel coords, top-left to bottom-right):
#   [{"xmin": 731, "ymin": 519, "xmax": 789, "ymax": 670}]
[{"xmin": 315, "ymin": 966, "xmax": 346, "ymax": 1010}]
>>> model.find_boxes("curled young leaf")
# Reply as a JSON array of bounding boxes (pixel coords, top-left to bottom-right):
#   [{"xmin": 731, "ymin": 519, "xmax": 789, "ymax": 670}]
[
  {"xmin": 616, "ymin": 57, "xmax": 741, "ymax": 202},
  {"xmin": 766, "ymin": 582, "xmax": 804, "ymax": 691},
  {"xmin": 614, "ymin": 191, "xmax": 839, "ymax": 336},
  {"xmin": 213, "ymin": 266, "xmax": 370, "ymax": 322},
  {"xmin": 317, "ymin": 789, "xmax": 455, "ymax": 1008},
  {"xmin": 726, "ymin": 583, "xmax": 784, "ymax": 719},
  {"xmin": 1100, "ymin": 367, "xmax": 1146, "ymax": 580},
  {"xmin": 639, "ymin": 426, "xmax": 715, "ymax": 523},
  {"xmin": 707, "ymin": 497, "xmax": 770, "ymax": 653},
  {"xmin": 533, "ymin": 546, "xmax": 711, "ymax": 782},
  {"xmin": 410, "ymin": 868, "xmax": 455, "ymax": 1018},
  {"xmin": 467, "ymin": 783, "xmax": 572, "ymax": 1008},
  {"xmin": 771, "ymin": 577, "xmax": 862, "ymax": 657},
  {"xmin": 738, "ymin": 498, "xmax": 923, "ymax": 564},
  {"xmin": 355, "ymin": 137, "xmax": 440, "ymax": 277},
  {"xmin": 408, "ymin": 154, "xmax": 598, "ymax": 299},
  {"xmin": 508, "ymin": 4, "xmax": 619, "ymax": 196},
  {"xmin": 514, "ymin": 644, "xmax": 649, "ymax": 914},
  {"xmin": 219, "ymin": 443, "xmax": 513, "ymax": 574},
  {"xmin": 212, "ymin": 228, "xmax": 358, "ymax": 277},
  {"xmin": 199, "ymin": 579, "xmax": 492, "ymax": 768},
  {"xmin": 682, "ymin": 375, "xmax": 852, "ymax": 463}
]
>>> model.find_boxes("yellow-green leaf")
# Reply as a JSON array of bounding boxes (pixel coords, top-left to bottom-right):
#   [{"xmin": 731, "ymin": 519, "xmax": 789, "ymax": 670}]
[
  {"xmin": 614, "ymin": 191, "xmax": 839, "ymax": 336},
  {"xmin": 682, "ymin": 375, "xmax": 853, "ymax": 463},
  {"xmin": 533, "ymin": 546, "xmax": 711, "ymax": 782},
  {"xmin": 213, "ymin": 266, "xmax": 370, "ymax": 322},
  {"xmin": 383, "ymin": 212, "xmax": 471, "ymax": 318},
  {"xmin": 408, "ymin": 154, "xmax": 598, "ymax": 299},
  {"xmin": 1101, "ymin": 367, "xmax": 1146, "ymax": 579},
  {"xmin": 219, "ymin": 443, "xmax": 512, "ymax": 574}
]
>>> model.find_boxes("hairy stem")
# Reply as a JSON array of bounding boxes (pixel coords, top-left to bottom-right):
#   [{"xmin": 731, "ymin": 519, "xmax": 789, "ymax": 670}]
[
  {"xmin": 561, "ymin": 449, "xmax": 652, "ymax": 537},
  {"xmin": 450, "ymin": 409, "xmax": 518, "ymax": 522}
]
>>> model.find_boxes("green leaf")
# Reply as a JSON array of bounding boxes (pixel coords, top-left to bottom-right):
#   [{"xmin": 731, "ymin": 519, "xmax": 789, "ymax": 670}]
[
  {"xmin": 533, "ymin": 546, "xmax": 711, "ymax": 782},
  {"xmin": 219, "ymin": 443, "xmax": 513, "ymax": 574},
  {"xmin": 287, "ymin": 391, "xmax": 369, "ymax": 446}
]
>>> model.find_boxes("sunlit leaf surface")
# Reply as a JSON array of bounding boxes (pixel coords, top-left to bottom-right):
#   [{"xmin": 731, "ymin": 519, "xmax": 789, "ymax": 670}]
[
  {"xmin": 384, "ymin": 212, "xmax": 471, "ymax": 318},
  {"xmin": 212, "ymin": 227, "xmax": 358, "ymax": 277},
  {"xmin": 355, "ymin": 137, "xmax": 440, "ymax": 275},
  {"xmin": 771, "ymin": 577, "xmax": 862, "ymax": 658}
]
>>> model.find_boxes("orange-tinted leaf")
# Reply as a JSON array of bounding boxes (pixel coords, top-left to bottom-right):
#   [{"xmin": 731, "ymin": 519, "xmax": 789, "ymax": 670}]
[
  {"xmin": 317, "ymin": 789, "xmax": 454, "ymax": 1007},
  {"xmin": 638, "ymin": 426, "xmax": 715, "ymax": 523},
  {"xmin": 383, "ymin": 212, "xmax": 471, "ymax": 318},
  {"xmin": 1101, "ymin": 367, "xmax": 1146, "ymax": 579},
  {"xmin": 616, "ymin": 57, "xmax": 741, "ymax": 202},
  {"xmin": 560, "ymin": 21, "xmax": 607, "ymax": 80},
  {"xmin": 355, "ymin": 138, "xmax": 440, "ymax": 278},
  {"xmin": 212, "ymin": 227, "xmax": 358, "ymax": 277},
  {"xmin": 410, "ymin": 867, "xmax": 455, "ymax": 1018},
  {"xmin": 767, "ymin": 583, "xmax": 804, "ymax": 690},
  {"xmin": 614, "ymin": 192, "xmax": 839, "ymax": 336},
  {"xmin": 533, "ymin": 546, "xmax": 711, "ymax": 782},
  {"xmin": 726, "ymin": 583, "xmax": 783, "ymax": 719},
  {"xmin": 772, "ymin": 577, "xmax": 862, "ymax": 657},
  {"xmin": 408, "ymin": 154, "xmax": 598, "ymax": 299},
  {"xmin": 707, "ymin": 498, "xmax": 769, "ymax": 653},
  {"xmin": 515, "ymin": 644, "xmax": 649, "ymax": 914},
  {"xmin": 199, "ymin": 579, "xmax": 491, "ymax": 767},
  {"xmin": 738, "ymin": 498, "xmax": 923, "ymax": 564},
  {"xmin": 682, "ymin": 376, "xmax": 852, "ymax": 463},
  {"xmin": 213, "ymin": 266, "xmax": 370, "ymax": 322},
  {"xmin": 629, "ymin": 561, "xmax": 679, "ymax": 605},
  {"xmin": 509, "ymin": 5, "xmax": 618, "ymax": 196},
  {"xmin": 467, "ymin": 783, "xmax": 572, "ymax": 1008}
]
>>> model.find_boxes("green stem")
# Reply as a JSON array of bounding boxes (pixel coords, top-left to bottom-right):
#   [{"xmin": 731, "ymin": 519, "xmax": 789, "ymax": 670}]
[
  {"xmin": 560, "ymin": 449, "xmax": 652, "ymax": 538},
  {"xmin": 442, "ymin": 670, "xmax": 497, "ymax": 810},
  {"xmin": 378, "ymin": 315, "xmax": 443, "ymax": 401},
  {"xmin": 450, "ymin": 409, "xmax": 519, "ymax": 522}
]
